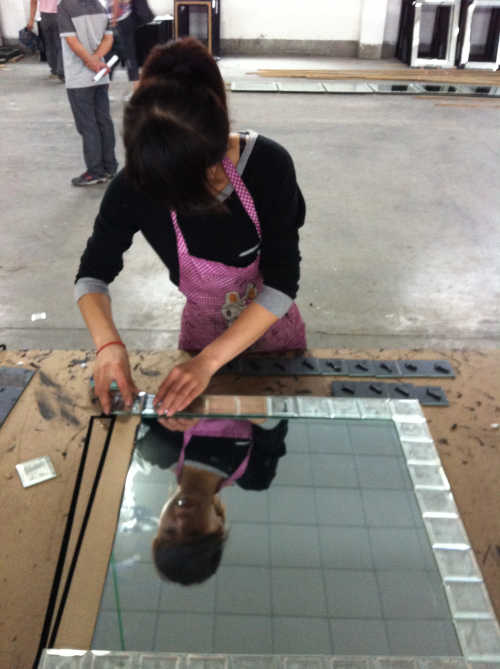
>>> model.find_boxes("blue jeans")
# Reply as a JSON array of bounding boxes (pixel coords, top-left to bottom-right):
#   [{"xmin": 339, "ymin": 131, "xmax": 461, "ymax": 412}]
[{"xmin": 67, "ymin": 85, "xmax": 118, "ymax": 177}]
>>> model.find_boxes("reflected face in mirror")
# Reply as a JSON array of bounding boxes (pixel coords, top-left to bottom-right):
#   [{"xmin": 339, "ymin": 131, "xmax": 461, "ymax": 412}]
[
  {"xmin": 157, "ymin": 484, "xmax": 226, "ymax": 543},
  {"xmin": 139, "ymin": 416, "xmax": 287, "ymax": 585},
  {"xmin": 152, "ymin": 464, "xmax": 229, "ymax": 586}
]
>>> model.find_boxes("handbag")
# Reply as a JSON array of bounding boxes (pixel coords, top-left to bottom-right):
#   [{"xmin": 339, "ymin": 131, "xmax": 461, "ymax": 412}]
[{"xmin": 19, "ymin": 28, "xmax": 41, "ymax": 53}]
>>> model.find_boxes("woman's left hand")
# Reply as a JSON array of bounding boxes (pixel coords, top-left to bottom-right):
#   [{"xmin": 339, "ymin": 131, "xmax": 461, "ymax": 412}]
[{"xmin": 154, "ymin": 355, "xmax": 216, "ymax": 417}]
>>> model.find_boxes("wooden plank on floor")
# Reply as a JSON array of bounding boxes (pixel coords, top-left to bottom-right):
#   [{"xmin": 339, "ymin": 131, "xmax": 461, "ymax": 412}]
[{"xmin": 254, "ymin": 68, "xmax": 500, "ymax": 86}]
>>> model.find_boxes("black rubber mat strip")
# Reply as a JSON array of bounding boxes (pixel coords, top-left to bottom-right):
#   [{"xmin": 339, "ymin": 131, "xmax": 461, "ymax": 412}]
[
  {"xmin": 217, "ymin": 357, "xmax": 455, "ymax": 378},
  {"xmin": 396, "ymin": 360, "xmax": 455, "ymax": 378},
  {"xmin": 316, "ymin": 358, "xmax": 348, "ymax": 375},
  {"xmin": 346, "ymin": 360, "xmax": 377, "ymax": 377},
  {"xmin": 331, "ymin": 380, "xmax": 449, "ymax": 406}
]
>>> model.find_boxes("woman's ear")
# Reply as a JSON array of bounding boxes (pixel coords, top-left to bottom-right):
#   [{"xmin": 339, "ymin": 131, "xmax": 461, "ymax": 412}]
[
  {"xmin": 152, "ymin": 534, "xmax": 160, "ymax": 558},
  {"xmin": 214, "ymin": 496, "xmax": 226, "ymax": 524}
]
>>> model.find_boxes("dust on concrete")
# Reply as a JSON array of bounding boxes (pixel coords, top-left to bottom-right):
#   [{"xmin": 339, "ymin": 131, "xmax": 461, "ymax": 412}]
[
  {"xmin": 60, "ymin": 406, "xmax": 80, "ymax": 426},
  {"xmin": 38, "ymin": 371, "xmax": 61, "ymax": 389},
  {"xmin": 36, "ymin": 395, "xmax": 56, "ymax": 420}
]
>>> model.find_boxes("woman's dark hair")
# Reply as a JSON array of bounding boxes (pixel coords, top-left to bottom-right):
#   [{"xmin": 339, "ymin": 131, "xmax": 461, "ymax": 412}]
[
  {"xmin": 152, "ymin": 530, "xmax": 228, "ymax": 585},
  {"xmin": 123, "ymin": 38, "xmax": 230, "ymax": 214}
]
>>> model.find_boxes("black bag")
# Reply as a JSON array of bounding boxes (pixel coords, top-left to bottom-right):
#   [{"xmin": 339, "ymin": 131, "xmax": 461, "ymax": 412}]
[
  {"xmin": 19, "ymin": 27, "xmax": 41, "ymax": 53},
  {"xmin": 132, "ymin": 0, "xmax": 154, "ymax": 27}
]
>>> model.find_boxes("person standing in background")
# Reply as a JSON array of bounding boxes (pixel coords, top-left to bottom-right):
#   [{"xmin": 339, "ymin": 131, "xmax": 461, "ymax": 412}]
[
  {"xmin": 58, "ymin": 0, "xmax": 118, "ymax": 186},
  {"xmin": 110, "ymin": 0, "xmax": 140, "ymax": 96},
  {"xmin": 27, "ymin": 0, "xmax": 64, "ymax": 81}
]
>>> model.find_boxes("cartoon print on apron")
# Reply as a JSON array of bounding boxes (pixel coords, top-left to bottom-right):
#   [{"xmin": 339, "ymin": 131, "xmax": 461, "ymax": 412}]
[
  {"xmin": 170, "ymin": 155, "xmax": 306, "ymax": 352},
  {"xmin": 221, "ymin": 282, "xmax": 257, "ymax": 326}
]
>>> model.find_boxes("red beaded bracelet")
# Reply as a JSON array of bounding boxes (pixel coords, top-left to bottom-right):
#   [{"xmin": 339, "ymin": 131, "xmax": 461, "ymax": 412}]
[{"xmin": 96, "ymin": 340, "xmax": 126, "ymax": 356}]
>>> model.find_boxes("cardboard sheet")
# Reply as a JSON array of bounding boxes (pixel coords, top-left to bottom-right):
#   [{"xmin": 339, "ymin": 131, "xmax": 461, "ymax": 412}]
[
  {"xmin": 45, "ymin": 416, "xmax": 114, "ymax": 650},
  {"xmin": 52, "ymin": 416, "xmax": 139, "ymax": 650}
]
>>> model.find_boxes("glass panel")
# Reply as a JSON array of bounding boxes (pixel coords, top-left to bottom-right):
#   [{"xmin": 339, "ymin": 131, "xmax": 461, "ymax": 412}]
[
  {"xmin": 457, "ymin": 85, "xmax": 500, "ymax": 97},
  {"xmin": 231, "ymin": 81, "xmax": 279, "ymax": 92},
  {"xmin": 276, "ymin": 82, "xmax": 327, "ymax": 93},
  {"xmin": 322, "ymin": 82, "xmax": 373, "ymax": 94},
  {"xmin": 434, "ymin": 547, "xmax": 483, "ymax": 582},
  {"xmin": 93, "ymin": 413, "xmax": 468, "ymax": 657},
  {"xmin": 419, "ymin": 84, "xmax": 460, "ymax": 94},
  {"xmin": 367, "ymin": 82, "xmax": 424, "ymax": 94}
]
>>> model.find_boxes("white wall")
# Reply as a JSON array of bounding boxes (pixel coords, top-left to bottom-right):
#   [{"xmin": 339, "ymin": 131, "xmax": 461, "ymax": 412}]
[
  {"xmin": 2, "ymin": 0, "xmax": 497, "ymax": 52},
  {"xmin": 1, "ymin": 0, "xmax": 364, "ymax": 42},
  {"xmin": 359, "ymin": 0, "xmax": 387, "ymax": 46},
  {"xmin": 0, "ymin": 0, "xmax": 31, "ymax": 41},
  {"xmin": 221, "ymin": 0, "xmax": 363, "ymax": 42}
]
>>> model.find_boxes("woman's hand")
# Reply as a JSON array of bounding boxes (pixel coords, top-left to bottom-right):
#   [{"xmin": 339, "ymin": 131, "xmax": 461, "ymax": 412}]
[
  {"xmin": 154, "ymin": 355, "xmax": 216, "ymax": 417},
  {"xmin": 157, "ymin": 416, "xmax": 199, "ymax": 431},
  {"xmin": 94, "ymin": 344, "xmax": 138, "ymax": 414}
]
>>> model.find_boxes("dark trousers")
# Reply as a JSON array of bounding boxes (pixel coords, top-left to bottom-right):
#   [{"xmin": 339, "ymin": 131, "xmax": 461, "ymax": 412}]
[
  {"xmin": 40, "ymin": 12, "xmax": 63, "ymax": 77},
  {"xmin": 116, "ymin": 13, "xmax": 139, "ymax": 81},
  {"xmin": 67, "ymin": 85, "xmax": 118, "ymax": 177}
]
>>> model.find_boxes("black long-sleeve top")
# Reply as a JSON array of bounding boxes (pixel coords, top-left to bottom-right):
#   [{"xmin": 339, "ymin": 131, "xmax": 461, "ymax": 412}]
[
  {"xmin": 136, "ymin": 418, "xmax": 288, "ymax": 491},
  {"xmin": 74, "ymin": 132, "xmax": 306, "ymax": 317}
]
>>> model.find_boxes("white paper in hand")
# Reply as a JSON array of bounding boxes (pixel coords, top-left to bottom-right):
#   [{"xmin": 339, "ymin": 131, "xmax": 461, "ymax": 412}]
[{"xmin": 93, "ymin": 54, "xmax": 119, "ymax": 82}]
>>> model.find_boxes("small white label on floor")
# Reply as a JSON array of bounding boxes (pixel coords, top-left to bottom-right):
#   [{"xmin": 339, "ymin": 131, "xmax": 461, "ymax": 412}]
[{"xmin": 16, "ymin": 456, "xmax": 57, "ymax": 488}]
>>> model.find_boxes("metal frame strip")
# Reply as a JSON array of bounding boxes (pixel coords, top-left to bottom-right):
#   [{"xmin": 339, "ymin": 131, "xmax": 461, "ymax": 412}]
[
  {"xmin": 459, "ymin": 0, "xmax": 500, "ymax": 70},
  {"xmin": 410, "ymin": 0, "xmax": 461, "ymax": 68}
]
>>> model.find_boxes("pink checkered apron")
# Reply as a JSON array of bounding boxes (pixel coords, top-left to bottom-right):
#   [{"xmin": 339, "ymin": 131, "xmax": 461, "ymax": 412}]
[
  {"xmin": 170, "ymin": 157, "xmax": 306, "ymax": 352},
  {"xmin": 176, "ymin": 418, "xmax": 253, "ymax": 490}
]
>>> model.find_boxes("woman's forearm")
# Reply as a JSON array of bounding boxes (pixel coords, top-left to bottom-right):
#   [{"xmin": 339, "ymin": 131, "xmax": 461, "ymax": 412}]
[
  {"xmin": 77, "ymin": 292, "xmax": 122, "ymax": 349},
  {"xmin": 198, "ymin": 301, "xmax": 278, "ymax": 373},
  {"xmin": 154, "ymin": 302, "xmax": 280, "ymax": 415}
]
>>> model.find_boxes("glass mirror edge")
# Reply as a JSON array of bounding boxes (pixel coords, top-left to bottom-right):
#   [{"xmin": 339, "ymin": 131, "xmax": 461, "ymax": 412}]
[
  {"xmin": 39, "ymin": 648, "xmax": 495, "ymax": 668},
  {"xmin": 391, "ymin": 408, "xmax": 500, "ymax": 662}
]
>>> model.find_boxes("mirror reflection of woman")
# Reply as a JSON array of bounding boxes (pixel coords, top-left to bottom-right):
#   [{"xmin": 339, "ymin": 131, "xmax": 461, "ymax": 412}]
[
  {"xmin": 135, "ymin": 417, "xmax": 288, "ymax": 585},
  {"xmin": 74, "ymin": 37, "xmax": 306, "ymax": 417}
]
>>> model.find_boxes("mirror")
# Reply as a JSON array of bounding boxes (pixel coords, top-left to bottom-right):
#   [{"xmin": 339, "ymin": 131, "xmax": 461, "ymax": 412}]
[{"xmin": 93, "ymin": 414, "xmax": 462, "ymax": 656}]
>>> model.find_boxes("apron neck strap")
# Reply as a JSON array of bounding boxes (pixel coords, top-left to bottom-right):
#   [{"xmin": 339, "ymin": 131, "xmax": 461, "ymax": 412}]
[
  {"xmin": 222, "ymin": 156, "xmax": 262, "ymax": 238},
  {"xmin": 176, "ymin": 431, "xmax": 253, "ymax": 490}
]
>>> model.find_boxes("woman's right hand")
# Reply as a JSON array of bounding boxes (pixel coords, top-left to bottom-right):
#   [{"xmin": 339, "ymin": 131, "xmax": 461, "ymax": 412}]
[
  {"xmin": 157, "ymin": 417, "xmax": 199, "ymax": 432},
  {"xmin": 93, "ymin": 344, "xmax": 138, "ymax": 414}
]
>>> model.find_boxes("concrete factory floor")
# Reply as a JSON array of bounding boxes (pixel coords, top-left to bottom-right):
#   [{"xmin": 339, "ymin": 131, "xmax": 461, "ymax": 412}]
[{"xmin": 1, "ymin": 53, "xmax": 499, "ymax": 351}]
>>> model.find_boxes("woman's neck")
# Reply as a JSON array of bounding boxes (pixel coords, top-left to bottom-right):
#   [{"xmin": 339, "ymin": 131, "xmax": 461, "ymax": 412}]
[
  {"xmin": 179, "ymin": 463, "xmax": 224, "ymax": 495},
  {"xmin": 208, "ymin": 133, "xmax": 240, "ymax": 192}
]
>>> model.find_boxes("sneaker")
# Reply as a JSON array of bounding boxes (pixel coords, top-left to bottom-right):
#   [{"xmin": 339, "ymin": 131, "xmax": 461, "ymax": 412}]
[
  {"xmin": 103, "ymin": 165, "xmax": 119, "ymax": 181},
  {"xmin": 48, "ymin": 73, "xmax": 59, "ymax": 80},
  {"xmin": 71, "ymin": 172, "xmax": 106, "ymax": 187}
]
